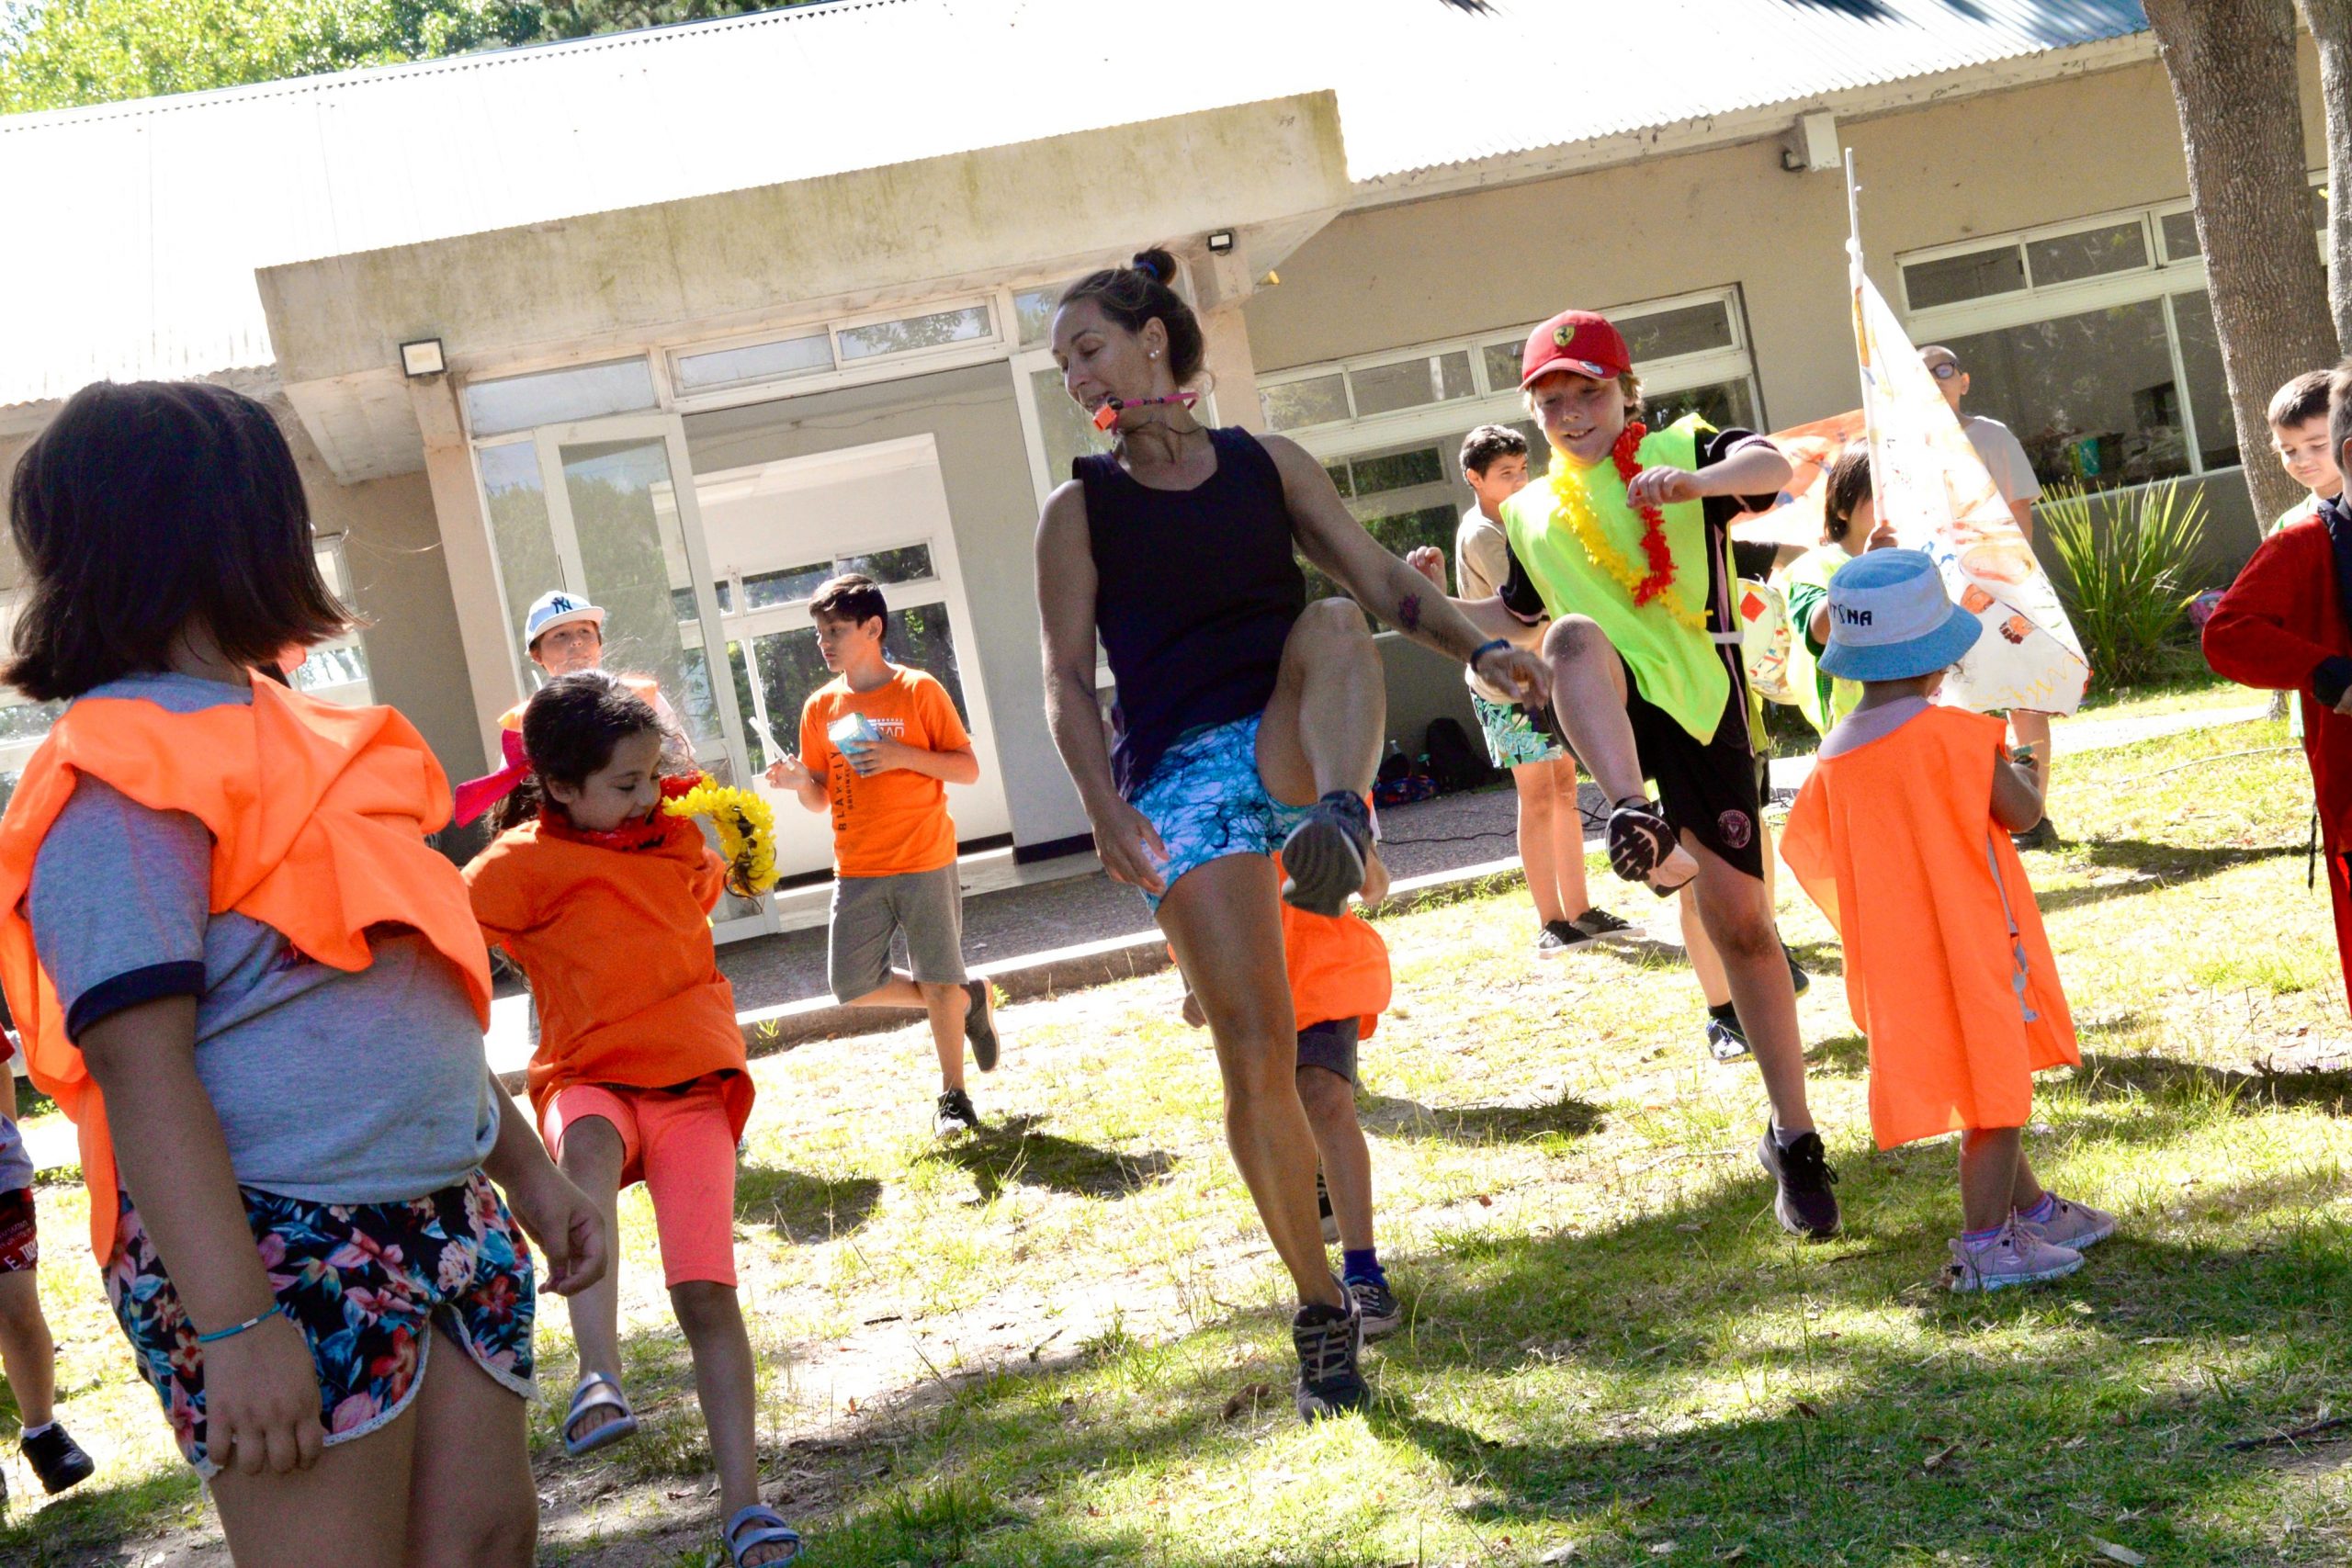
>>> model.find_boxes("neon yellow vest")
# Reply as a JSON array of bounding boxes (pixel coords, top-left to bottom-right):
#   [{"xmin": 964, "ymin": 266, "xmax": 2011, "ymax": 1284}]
[
  {"xmin": 1500, "ymin": 415, "xmax": 1725, "ymax": 741},
  {"xmin": 1774, "ymin": 543, "xmax": 1863, "ymax": 740}
]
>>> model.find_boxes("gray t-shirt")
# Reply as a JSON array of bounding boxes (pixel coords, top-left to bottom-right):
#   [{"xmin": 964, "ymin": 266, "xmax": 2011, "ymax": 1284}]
[
  {"xmin": 1455, "ymin": 506, "xmax": 1519, "ymax": 703},
  {"xmin": 1963, "ymin": 415, "xmax": 2042, "ymax": 506},
  {"xmin": 28, "ymin": 673, "xmax": 497, "ymax": 1203}
]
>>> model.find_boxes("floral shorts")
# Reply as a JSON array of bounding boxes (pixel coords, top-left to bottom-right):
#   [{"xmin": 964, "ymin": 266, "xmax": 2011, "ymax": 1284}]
[
  {"xmin": 106, "ymin": 1170, "xmax": 536, "ymax": 1476},
  {"xmin": 1472, "ymin": 693, "xmax": 1568, "ymax": 770},
  {"xmin": 1129, "ymin": 713, "xmax": 1313, "ymax": 911}
]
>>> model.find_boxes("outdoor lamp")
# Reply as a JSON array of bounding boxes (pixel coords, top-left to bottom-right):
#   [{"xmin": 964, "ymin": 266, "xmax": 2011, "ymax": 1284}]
[
  {"xmin": 1206, "ymin": 231, "xmax": 1236, "ymax": 254},
  {"xmin": 399, "ymin": 338, "xmax": 447, "ymax": 378}
]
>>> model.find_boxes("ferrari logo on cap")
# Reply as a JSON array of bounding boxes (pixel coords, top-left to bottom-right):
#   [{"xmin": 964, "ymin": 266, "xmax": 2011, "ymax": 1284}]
[{"xmin": 1554, "ymin": 323, "xmax": 1575, "ymax": 347}]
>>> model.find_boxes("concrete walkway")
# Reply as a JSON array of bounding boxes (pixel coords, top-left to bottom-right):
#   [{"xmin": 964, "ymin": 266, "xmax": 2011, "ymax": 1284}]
[{"xmin": 13, "ymin": 699, "xmax": 2273, "ymax": 1176}]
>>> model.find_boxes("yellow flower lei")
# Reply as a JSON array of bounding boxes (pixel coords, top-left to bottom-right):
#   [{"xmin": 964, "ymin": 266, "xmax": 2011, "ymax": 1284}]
[
  {"xmin": 663, "ymin": 776, "xmax": 780, "ymax": 898},
  {"xmin": 1547, "ymin": 451, "xmax": 1707, "ymax": 636}
]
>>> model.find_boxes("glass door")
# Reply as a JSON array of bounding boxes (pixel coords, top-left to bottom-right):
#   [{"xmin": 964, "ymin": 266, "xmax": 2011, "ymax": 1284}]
[
  {"xmin": 527, "ymin": 415, "xmax": 773, "ymax": 942},
  {"xmin": 689, "ymin": 433, "xmax": 1012, "ymax": 883}
]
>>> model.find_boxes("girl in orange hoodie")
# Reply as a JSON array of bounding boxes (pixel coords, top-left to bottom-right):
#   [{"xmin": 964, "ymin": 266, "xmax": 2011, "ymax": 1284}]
[
  {"xmin": 0, "ymin": 381, "xmax": 605, "ymax": 1567},
  {"xmin": 464, "ymin": 673, "xmax": 795, "ymax": 1566}
]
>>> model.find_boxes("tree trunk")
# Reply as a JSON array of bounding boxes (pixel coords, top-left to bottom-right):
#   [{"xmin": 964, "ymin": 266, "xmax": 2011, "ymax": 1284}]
[
  {"xmin": 2146, "ymin": 0, "xmax": 2338, "ymax": 526},
  {"xmin": 2299, "ymin": 0, "xmax": 2352, "ymax": 346}
]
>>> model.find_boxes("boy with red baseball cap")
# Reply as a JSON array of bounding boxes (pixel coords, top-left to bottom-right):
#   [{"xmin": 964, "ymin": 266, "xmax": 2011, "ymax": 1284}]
[{"xmin": 1418, "ymin": 309, "xmax": 1841, "ymax": 1240}]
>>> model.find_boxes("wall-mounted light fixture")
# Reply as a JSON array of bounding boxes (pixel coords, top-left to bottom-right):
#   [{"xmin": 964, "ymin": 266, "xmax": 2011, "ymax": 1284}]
[
  {"xmin": 399, "ymin": 338, "xmax": 447, "ymax": 378},
  {"xmin": 1206, "ymin": 230, "xmax": 1236, "ymax": 254}
]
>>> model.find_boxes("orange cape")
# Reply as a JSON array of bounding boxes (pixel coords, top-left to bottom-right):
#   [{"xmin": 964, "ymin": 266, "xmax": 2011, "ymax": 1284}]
[{"xmin": 0, "ymin": 681, "xmax": 492, "ymax": 1259}]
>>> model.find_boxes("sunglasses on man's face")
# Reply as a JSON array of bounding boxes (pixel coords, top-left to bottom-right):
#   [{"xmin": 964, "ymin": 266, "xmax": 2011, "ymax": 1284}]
[{"xmin": 1928, "ymin": 361, "xmax": 1962, "ymax": 381}]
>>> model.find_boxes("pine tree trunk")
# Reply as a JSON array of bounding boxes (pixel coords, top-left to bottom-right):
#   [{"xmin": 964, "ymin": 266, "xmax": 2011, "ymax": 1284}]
[
  {"xmin": 2299, "ymin": 0, "xmax": 2352, "ymax": 347},
  {"xmin": 2146, "ymin": 0, "xmax": 2339, "ymax": 525}
]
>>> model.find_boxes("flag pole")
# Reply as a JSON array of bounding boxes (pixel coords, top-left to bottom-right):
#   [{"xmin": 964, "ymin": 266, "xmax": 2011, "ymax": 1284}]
[{"xmin": 1845, "ymin": 146, "xmax": 1881, "ymax": 462}]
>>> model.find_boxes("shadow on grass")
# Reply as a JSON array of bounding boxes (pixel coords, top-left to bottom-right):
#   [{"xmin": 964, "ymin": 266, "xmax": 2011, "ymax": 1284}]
[
  {"xmin": 1358, "ymin": 1089, "xmax": 1604, "ymax": 1144},
  {"xmin": 0, "ymin": 1457, "xmax": 207, "ymax": 1561},
  {"xmin": 2034, "ymin": 838, "xmax": 2306, "ymax": 917},
  {"xmin": 2076, "ymin": 1050, "xmax": 2352, "ymax": 1117},
  {"xmin": 735, "ymin": 1164, "xmax": 884, "ymax": 1242},
  {"xmin": 927, "ymin": 1114, "xmax": 1173, "ymax": 1201}
]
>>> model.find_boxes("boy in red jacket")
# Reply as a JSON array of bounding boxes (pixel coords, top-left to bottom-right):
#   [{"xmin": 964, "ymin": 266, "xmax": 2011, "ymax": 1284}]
[{"xmin": 2203, "ymin": 357, "xmax": 2352, "ymax": 1012}]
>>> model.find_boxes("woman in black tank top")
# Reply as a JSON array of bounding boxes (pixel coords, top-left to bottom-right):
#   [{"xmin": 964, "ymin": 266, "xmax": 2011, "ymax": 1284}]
[{"xmin": 1033, "ymin": 250, "xmax": 1550, "ymax": 1418}]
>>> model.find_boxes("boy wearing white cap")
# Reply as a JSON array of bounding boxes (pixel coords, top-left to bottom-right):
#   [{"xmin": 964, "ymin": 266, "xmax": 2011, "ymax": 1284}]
[{"xmin": 1779, "ymin": 550, "xmax": 2113, "ymax": 1292}]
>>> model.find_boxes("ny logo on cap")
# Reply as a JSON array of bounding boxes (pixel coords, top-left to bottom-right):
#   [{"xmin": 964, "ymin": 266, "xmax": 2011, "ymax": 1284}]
[{"xmin": 548, "ymin": 595, "xmax": 577, "ymax": 612}]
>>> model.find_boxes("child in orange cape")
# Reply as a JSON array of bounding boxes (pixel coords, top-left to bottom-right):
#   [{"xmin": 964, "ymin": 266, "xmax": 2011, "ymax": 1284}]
[
  {"xmin": 464, "ymin": 672, "xmax": 797, "ymax": 1567},
  {"xmin": 1778, "ymin": 550, "xmax": 2115, "ymax": 1293}
]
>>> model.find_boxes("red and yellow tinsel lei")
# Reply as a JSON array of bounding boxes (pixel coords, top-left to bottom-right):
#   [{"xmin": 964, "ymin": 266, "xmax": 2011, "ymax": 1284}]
[{"xmin": 1546, "ymin": 422, "xmax": 1705, "ymax": 634}]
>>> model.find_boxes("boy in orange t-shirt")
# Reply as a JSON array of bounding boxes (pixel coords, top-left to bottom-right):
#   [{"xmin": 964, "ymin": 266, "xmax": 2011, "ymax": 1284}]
[{"xmin": 767, "ymin": 574, "xmax": 1001, "ymax": 1135}]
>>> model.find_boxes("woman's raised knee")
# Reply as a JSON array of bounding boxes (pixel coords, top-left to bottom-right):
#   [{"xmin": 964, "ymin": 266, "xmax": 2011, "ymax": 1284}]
[{"xmin": 1296, "ymin": 595, "xmax": 1375, "ymax": 650}]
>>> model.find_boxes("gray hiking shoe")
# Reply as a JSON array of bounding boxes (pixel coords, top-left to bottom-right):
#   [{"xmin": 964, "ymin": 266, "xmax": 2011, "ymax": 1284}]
[
  {"xmin": 1945, "ymin": 1218, "xmax": 2083, "ymax": 1292},
  {"xmin": 1292, "ymin": 1298, "xmax": 1368, "ymax": 1420}
]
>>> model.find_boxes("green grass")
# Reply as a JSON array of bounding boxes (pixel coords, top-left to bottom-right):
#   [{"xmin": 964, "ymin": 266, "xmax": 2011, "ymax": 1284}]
[{"xmin": 9, "ymin": 696, "xmax": 2352, "ymax": 1565}]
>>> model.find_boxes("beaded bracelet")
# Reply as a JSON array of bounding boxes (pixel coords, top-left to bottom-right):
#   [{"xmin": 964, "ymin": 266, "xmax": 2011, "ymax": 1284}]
[{"xmin": 195, "ymin": 1306, "xmax": 282, "ymax": 1346}]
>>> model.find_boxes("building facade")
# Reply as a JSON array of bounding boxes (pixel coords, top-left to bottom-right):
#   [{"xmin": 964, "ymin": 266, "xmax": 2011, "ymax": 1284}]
[{"xmin": 0, "ymin": 0, "xmax": 2311, "ymax": 937}]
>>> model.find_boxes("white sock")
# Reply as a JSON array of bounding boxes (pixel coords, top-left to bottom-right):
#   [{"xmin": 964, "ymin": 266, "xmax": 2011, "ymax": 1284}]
[
  {"xmin": 1773, "ymin": 1123, "xmax": 1812, "ymax": 1149},
  {"xmin": 20, "ymin": 1421, "xmax": 53, "ymax": 1441}
]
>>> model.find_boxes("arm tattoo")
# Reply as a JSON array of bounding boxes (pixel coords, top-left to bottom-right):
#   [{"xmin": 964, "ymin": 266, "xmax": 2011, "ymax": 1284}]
[{"xmin": 1397, "ymin": 592, "xmax": 1422, "ymax": 633}]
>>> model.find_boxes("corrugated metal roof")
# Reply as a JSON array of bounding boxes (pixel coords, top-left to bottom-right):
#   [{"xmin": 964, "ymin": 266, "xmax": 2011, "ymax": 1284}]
[{"xmin": 0, "ymin": 0, "xmax": 2150, "ymax": 409}]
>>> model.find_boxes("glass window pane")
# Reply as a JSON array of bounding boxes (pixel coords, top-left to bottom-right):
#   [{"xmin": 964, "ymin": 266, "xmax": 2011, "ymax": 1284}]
[
  {"xmin": 1942, "ymin": 299, "xmax": 2188, "ymax": 491},
  {"xmin": 2160, "ymin": 210, "xmax": 2201, "ymax": 262},
  {"xmin": 1261, "ymin": 372, "xmax": 1350, "ymax": 431},
  {"xmin": 837, "ymin": 304, "xmax": 992, "ymax": 362},
  {"xmin": 480, "ymin": 441, "xmax": 560, "ymax": 692},
  {"xmin": 1645, "ymin": 378, "xmax": 1758, "ymax": 434},
  {"xmin": 1619, "ymin": 300, "xmax": 1736, "ymax": 362},
  {"xmin": 1349, "ymin": 446, "xmax": 1445, "ymax": 497},
  {"xmin": 1902, "ymin": 244, "xmax": 2027, "ymax": 310},
  {"xmin": 837, "ymin": 544, "xmax": 934, "ymax": 585},
  {"xmin": 1437, "ymin": 350, "xmax": 1476, "ymax": 400},
  {"xmin": 1297, "ymin": 503, "xmax": 1459, "ymax": 610},
  {"xmin": 1482, "ymin": 340, "xmax": 1523, "ymax": 392},
  {"xmin": 751, "ymin": 626, "xmax": 831, "ymax": 773},
  {"xmin": 741, "ymin": 563, "xmax": 832, "ymax": 610},
  {"xmin": 1028, "ymin": 366, "xmax": 1114, "ymax": 483},
  {"xmin": 1325, "ymin": 462, "xmax": 1354, "ymax": 498},
  {"xmin": 1352, "ymin": 355, "xmax": 1476, "ymax": 418},
  {"xmin": 1013, "ymin": 288, "xmax": 1060, "ymax": 347},
  {"xmin": 2170, "ymin": 289, "xmax": 2240, "ymax": 472},
  {"xmin": 464, "ymin": 358, "xmax": 658, "ymax": 437},
  {"xmin": 2026, "ymin": 221, "xmax": 2149, "ymax": 288},
  {"xmin": 675, "ymin": 332, "xmax": 831, "ymax": 393},
  {"xmin": 887, "ymin": 604, "xmax": 970, "ymax": 721}
]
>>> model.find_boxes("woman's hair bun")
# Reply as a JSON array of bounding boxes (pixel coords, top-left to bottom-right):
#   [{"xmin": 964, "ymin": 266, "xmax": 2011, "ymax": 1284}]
[{"xmin": 1131, "ymin": 248, "xmax": 1178, "ymax": 285}]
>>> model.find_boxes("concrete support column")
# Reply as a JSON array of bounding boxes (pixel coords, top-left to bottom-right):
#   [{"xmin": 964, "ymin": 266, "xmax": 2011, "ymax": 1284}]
[
  {"xmin": 407, "ymin": 376, "xmax": 522, "ymax": 770},
  {"xmin": 1192, "ymin": 245, "xmax": 1267, "ymax": 433}
]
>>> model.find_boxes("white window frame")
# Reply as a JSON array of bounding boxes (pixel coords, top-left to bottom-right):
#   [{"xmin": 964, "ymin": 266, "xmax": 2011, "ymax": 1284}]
[{"xmin": 1896, "ymin": 182, "xmax": 2326, "ymax": 489}]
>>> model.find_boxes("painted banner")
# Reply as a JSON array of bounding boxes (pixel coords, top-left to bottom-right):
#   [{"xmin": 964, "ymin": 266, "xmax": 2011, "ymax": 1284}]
[
  {"xmin": 1728, "ymin": 408, "xmax": 1866, "ymax": 549},
  {"xmin": 1853, "ymin": 269, "xmax": 2089, "ymax": 716}
]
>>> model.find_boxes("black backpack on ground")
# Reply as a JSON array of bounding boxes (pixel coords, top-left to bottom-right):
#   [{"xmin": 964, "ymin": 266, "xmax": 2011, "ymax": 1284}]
[{"xmin": 1424, "ymin": 716, "xmax": 1492, "ymax": 795}]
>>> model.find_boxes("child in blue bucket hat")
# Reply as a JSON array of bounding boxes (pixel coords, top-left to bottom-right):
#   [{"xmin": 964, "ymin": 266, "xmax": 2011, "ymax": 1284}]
[{"xmin": 1779, "ymin": 551, "xmax": 2116, "ymax": 1292}]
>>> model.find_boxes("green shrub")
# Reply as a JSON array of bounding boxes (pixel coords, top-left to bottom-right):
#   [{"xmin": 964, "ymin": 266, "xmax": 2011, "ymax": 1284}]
[{"xmin": 2042, "ymin": 478, "xmax": 2210, "ymax": 690}]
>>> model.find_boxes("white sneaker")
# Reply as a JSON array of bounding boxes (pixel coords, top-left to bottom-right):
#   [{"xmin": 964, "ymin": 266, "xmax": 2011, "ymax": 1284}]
[{"xmin": 1945, "ymin": 1217, "xmax": 2083, "ymax": 1292}]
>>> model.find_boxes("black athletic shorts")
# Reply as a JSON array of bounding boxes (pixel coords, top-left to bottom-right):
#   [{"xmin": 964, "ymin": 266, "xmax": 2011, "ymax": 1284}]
[
  {"xmin": 1620, "ymin": 659, "xmax": 1765, "ymax": 880},
  {"xmin": 1295, "ymin": 1017, "xmax": 1361, "ymax": 1083}
]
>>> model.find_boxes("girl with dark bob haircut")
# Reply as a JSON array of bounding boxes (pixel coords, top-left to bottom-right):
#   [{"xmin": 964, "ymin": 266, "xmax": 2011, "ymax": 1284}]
[{"xmin": 6, "ymin": 380, "xmax": 349, "ymax": 700}]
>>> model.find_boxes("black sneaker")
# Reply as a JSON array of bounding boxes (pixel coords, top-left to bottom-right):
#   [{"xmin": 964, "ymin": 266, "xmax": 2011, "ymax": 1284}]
[
  {"xmin": 1784, "ymin": 944, "xmax": 1812, "ymax": 998},
  {"xmin": 1605, "ymin": 796, "xmax": 1676, "ymax": 883},
  {"xmin": 21, "ymin": 1422, "xmax": 95, "ymax": 1495},
  {"xmin": 1317, "ymin": 1169, "xmax": 1339, "ymax": 1245},
  {"xmin": 1346, "ymin": 1276, "xmax": 1402, "ymax": 1339},
  {"xmin": 1291, "ymin": 1298, "xmax": 1368, "ymax": 1420},
  {"xmin": 963, "ymin": 978, "xmax": 1000, "ymax": 1073},
  {"xmin": 1280, "ymin": 793, "xmax": 1374, "ymax": 917},
  {"xmin": 1757, "ymin": 1125, "xmax": 1842, "ymax": 1239},
  {"xmin": 2011, "ymin": 818, "xmax": 2060, "ymax": 852},
  {"xmin": 934, "ymin": 1089, "xmax": 982, "ymax": 1137},
  {"xmin": 1536, "ymin": 919, "xmax": 1587, "ymax": 957},
  {"xmin": 1569, "ymin": 907, "xmax": 1635, "ymax": 943},
  {"xmin": 1705, "ymin": 1014, "xmax": 1751, "ymax": 1063}
]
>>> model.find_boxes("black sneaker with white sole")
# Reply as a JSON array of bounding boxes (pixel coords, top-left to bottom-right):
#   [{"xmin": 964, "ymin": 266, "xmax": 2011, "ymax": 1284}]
[
  {"xmin": 1569, "ymin": 907, "xmax": 1635, "ymax": 943},
  {"xmin": 934, "ymin": 1088, "xmax": 982, "ymax": 1137},
  {"xmin": 1536, "ymin": 919, "xmax": 1586, "ymax": 957},
  {"xmin": 1280, "ymin": 792, "xmax": 1374, "ymax": 917},
  {"xmin": 1705, "ymin": 1013, "xmax": 1751, "ymax": 1063},
  {"xmin": 21, "ymin": 1422, "xmax": 95, "ymax": 1495},
  {"xmin": 1756, "ymin": 1124, "xmax": 1841, "ymax": 1239},
  {"xmin": 1605, "ymin": 796, "xmax": 1677, "ymax": 883},
  {"xmin": 1346, "ymin": 1276, "xmax": 1402, "ymax": 1339},
  {"xmin": 1292, "ymin": 1298, "xmax": 1368, "ymax": 1420},
  {"xmin": 963, "ymin": 978, "xmax": 999, "ymax": 1073}
]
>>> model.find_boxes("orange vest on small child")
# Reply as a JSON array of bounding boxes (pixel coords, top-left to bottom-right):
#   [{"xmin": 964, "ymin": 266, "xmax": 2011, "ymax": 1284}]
[
  {"xmin": 1276, "ymin": 851, "xmax": 1392, "ymax": 1038},
  {"xmin": 0, "ymin": 682, "xmax": 493, "ymax": 1258},
  {"xmin": 1779, "ymin": 705, "xmax": 2076, "ymax": 1150},
  {"xmin": 464, "ymin": 813, "xmax": 752, "ymax": 1145}
]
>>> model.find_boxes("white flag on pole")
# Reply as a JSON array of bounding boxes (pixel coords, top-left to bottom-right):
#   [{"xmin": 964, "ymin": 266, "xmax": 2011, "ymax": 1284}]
[{"xmin": 1850, "ymin": 265, "xmax": 2090, "ymax": 716}]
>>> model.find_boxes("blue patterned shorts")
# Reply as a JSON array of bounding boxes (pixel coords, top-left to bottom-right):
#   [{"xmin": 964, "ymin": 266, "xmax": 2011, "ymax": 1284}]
[
  {"xmin": 1129, "ymin": 713, "xmax": 1312, "ymax": 910},
  {"xmin": 1472, "ymin": 693, "xmax": 1567, "ymax": 770},
  {"xmin": 107, "ymin": 1170, "xmax": 536, "ymax": 1476}
]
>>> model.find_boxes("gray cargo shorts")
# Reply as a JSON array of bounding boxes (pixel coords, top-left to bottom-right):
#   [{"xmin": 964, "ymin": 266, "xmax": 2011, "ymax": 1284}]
[{"xmin": 828, "ymin": 863, "xmax": 968, "ymax": 1003}]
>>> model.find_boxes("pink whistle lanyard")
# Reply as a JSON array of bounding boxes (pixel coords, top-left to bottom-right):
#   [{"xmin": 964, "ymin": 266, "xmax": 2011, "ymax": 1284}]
[{"xmin": 1091, "ymin": 391, "xmax": 1200, "ymax": 432}]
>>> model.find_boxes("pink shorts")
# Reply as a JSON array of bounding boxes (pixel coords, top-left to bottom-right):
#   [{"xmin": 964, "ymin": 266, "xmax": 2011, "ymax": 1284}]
[{"xmin": 542, "ymin": 1078, "xmax": 740, "ymax": 1288}]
